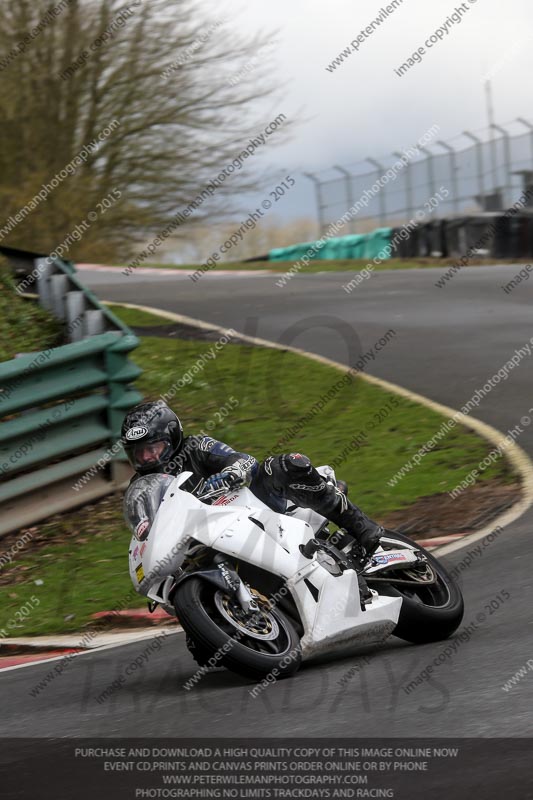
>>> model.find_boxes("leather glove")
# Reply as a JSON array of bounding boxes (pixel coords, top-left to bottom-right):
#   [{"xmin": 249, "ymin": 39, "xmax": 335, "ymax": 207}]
[
  {"xmin": 203, "ymin": 472, "xmax": 230, "ymax": 493},
  {"xmin": 203, "ymin": 466, "xmax": 243, "ymax": 494}
]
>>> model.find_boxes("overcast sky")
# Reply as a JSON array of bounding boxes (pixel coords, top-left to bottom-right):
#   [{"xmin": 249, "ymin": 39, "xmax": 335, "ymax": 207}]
[{"xmin": 198, "ymin": 0, "xmax": 533, "ymax": 222}]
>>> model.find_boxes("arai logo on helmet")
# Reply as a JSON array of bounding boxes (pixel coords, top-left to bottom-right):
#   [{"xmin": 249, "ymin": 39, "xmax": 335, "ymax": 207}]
[{"xmin": 125, "ymin": 426, "xmax": 148, "ymax": 441}]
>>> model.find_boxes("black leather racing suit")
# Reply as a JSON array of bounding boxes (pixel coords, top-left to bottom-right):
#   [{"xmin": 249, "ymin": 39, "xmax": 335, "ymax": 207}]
[
  {"xmin": 131, "ymin": 437, "xmax": 382, "ymax": 553},
  {"xmin": 249, "ymin": 452, "xmax": 383, "ymax": 553},
  {"xmin": 129, "ymin": 434, "xmax": 258, "ymax": 495}
]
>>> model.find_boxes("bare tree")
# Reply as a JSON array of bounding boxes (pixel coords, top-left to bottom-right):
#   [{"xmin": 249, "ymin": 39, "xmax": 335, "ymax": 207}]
[{"xmin": 0, "ymin": 0, "xmax": 286, "ymax": 261}]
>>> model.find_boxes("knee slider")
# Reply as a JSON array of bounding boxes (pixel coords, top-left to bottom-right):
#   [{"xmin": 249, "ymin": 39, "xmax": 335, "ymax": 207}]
[{"xmin": 281, "ymin": 453, "xmax": 312, "ymax": 474}]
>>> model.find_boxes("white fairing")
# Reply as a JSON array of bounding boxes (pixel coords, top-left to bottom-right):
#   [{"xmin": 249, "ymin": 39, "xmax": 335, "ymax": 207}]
[{"xmin": 128, "ymin": 472, "xmax": 402, "ymax": 661}]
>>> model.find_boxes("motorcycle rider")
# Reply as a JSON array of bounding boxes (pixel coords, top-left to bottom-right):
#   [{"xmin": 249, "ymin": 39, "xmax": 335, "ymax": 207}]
[{"xmin": 121, "ymin": 400, "xmax": 383, "ymax": 557}]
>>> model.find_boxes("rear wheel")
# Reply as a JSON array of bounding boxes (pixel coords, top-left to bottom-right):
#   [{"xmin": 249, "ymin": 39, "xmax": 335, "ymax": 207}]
[
  {"xmin": 370, "ymin": 530, "xmax": 464, "ymax": 643},
  {"xmin": 174, "ymin": 577, "xmax": 302, "ymax": 681}
]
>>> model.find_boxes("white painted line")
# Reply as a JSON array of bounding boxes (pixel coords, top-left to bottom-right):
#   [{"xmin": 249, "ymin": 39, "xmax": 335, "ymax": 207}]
[
  {"xmin": 0, "ymin": 629, "xmax": 183, "ymax": 674},
  {"xmin": 78, "ymin": 264, "xmax": 273, "ymax": 278},
  {"xmin": 0, "ymin": 626, "xmax": 178, "ymax": 650}
]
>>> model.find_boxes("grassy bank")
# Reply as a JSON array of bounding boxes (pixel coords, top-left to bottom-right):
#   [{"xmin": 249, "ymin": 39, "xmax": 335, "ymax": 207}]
[
  {"xmin": 0, "ymin": 305, "xmax": 514, "ymax": 636},
  {"xmin": 0, "ymin": 264, "xmax": 61, "ymax": 361}
]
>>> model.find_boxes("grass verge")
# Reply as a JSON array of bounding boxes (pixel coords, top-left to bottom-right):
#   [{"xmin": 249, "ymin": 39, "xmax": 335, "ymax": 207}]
[
  {"xmin": 0, "ymin": 263, "xmax": 61, "ymax": 361},
  {"xmin": 0, "ymin": 305, "xmax": 515, "ymax": 636}
]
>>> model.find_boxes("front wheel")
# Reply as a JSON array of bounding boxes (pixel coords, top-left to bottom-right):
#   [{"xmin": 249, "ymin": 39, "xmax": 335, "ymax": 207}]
[
  {"xmin": 370, "ymin": 530, "xmax": 464, "ymax": 644},
  {"xmin": 174, "ymin": 577, "xmax": 302, "ymax": 681}
]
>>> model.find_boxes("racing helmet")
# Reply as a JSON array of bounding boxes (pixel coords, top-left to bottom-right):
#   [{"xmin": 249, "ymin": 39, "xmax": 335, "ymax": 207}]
[{"xmin": 121, "ymin": 401, "xmax": 183, "ymax": 475}]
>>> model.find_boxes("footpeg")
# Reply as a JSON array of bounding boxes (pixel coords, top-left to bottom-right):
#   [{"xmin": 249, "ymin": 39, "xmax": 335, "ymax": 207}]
[
  {"xmin": 300, "ymin": 538, "xmax": 359, "ymax": 573},
  {"xmin": 299, "ymin": 539, "xmax": 320, "ymax": 559},
  {"xmin": 358, "ymin": 575, "xmax": 372, "ymax": 611}
]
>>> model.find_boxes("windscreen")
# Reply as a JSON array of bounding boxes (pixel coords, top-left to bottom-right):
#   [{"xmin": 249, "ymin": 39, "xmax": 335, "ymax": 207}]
[{"xmin": 123, "ymin": 473, "xmax": 174, "ymax": 541}]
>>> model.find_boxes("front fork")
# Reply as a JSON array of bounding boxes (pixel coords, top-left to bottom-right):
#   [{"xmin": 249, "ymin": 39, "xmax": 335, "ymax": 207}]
[
  {"xmin": 168, "ymin": 553, "xmax": 259, "ymax": 615},
  {"xmin": 215, "ymin": 555, "xmax": 260, "ymax": 613}
]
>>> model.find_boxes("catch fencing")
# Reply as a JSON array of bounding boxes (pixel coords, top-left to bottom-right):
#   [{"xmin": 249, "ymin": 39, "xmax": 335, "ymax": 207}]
[{"xmin": 307, "ymin": 120, "xmax": 533, "ymax": 235}]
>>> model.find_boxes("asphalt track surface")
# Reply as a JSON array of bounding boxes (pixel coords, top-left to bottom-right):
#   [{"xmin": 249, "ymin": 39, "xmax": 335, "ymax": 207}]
[{"xmin": 2, "ymin": 264, "xmax": 533, "ymax": 741}]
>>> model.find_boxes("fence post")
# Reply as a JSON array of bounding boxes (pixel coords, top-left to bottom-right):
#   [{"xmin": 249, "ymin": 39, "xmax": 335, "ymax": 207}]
[
  {"xmin": 303, "ymin": 171, "xmax": 327, "ymax": 237},
  {"xmin": 366, "ymin": 158, "xmax": 387, "ymax": 226},
  {"xmin": 36, "ymin": 258, "xmax": 54, "ymax": 311},
  {"xmin": 333, "ymin": 165, "xmax": 355, "ymax": 232},
  {"xmin": 463, "ymin": 130, "xmax": 486, "ymax": 210},
  {"xmin": 85, "ymin": 310, "xmax": 106, "ymax": 337},
  {"xmin": 436, "ymin": 140, "xmax": 459, "ymax": 214},
  {"xmin": 50, "ymin": 274, "xmax": 69, "ymax": 320},
  {"xmin": 491, "ymin": 123, "xmax": 512, "ymax": 207},
  {"xmin": 516, "ymin": 117, "xmax": 533, "ymax": 166},
  {"xmin": 393, "ymin": 151, "xmax": 413, "ymax": 223},
  {"xmin": 419, "ymin": 146, "xmax": 436, "ymax": 213},
  {"xmin": 65, "ymin": 292, "xmax": 87, "ymax": 342}
]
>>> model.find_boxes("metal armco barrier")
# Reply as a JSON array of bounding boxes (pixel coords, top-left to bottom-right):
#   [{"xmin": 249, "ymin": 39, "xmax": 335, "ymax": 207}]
[{"xmin": 0, "ymin": 250, "xmax": 142, "ymax": 536}]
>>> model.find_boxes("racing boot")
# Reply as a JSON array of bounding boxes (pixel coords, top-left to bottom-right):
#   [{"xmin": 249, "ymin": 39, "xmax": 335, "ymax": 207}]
[{"xmin": 325, "ymin": 493, "xmax": 383, "ymax": 558}]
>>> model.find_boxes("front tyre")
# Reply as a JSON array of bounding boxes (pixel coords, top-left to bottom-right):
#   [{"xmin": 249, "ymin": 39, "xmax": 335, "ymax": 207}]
[
  {"xmin": 174, "ymin": 578, "xmax": 302, "ymax": 681},
  {"xmin": 373, "ymin": 530, "xmax": 464, "ymax": 644}
]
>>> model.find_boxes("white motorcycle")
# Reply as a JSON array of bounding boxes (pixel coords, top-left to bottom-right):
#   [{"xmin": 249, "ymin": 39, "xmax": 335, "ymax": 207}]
[{"xmin": 125, "ymin": 471, "xmax": 464, "ymax": 681}]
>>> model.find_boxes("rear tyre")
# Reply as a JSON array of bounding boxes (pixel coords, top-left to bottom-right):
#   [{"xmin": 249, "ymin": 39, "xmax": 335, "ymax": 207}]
[
  {"xmin": 372, "ymin": 530, "xmax": 464, "ymax": 643},
  {"xmin": 174, "ymin": 577, "xmax": 302, "ymax": 681}
]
